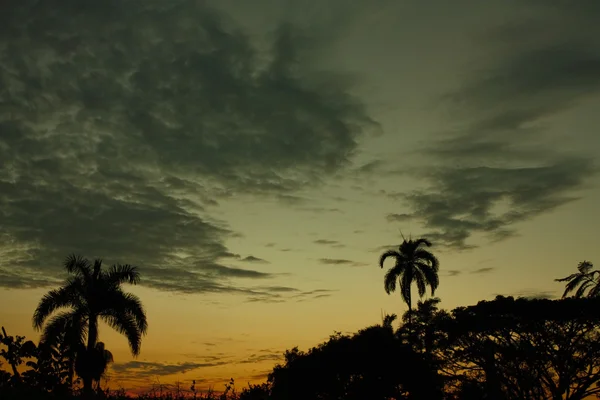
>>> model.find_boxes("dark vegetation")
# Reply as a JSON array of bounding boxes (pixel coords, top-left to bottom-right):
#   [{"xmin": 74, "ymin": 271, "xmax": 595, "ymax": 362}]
[{"xmin": 1, "ymin": 245, "xmax": 600, "ymax": 399}]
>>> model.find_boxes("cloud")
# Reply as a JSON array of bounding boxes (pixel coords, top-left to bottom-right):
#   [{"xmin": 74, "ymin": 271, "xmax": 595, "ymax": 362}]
[
  {"xmin": 243, "ymin": 286, "xmax": 335, "ymax": 303},
  {"xmin": 111, "ymin": 361, "xmax": 227, "ymax": 377},
  {"xmin": 515, "ymin": 290, "xmax": 557, "ymax": 300},
  {"xmin": 495, "ymin": 289, "xmax": 558, "ymax": 300},
  {"xmin": 386, "ymin": 213, "xmax": 413, "ymax": 223},
  {"xmin": 318, "ymin": 258, "xmax": 366, "ymax": 267},
  {"xmin": 314, "ymin": 239, "xmax": 339, "ymax": 245},
  {"xmin": 293, "ymin": 288, "xmax": 336, "ymax": 302},
  {"xmin": 238, "ymin": 351, "xmax": 282, "ymax": 364},
  {"xmin": 445, "ymin": 270, "xmax": 461, "ymax": 277},
  {"xmin": 299, "ymin": 207, "xmax": 343, "ymax": 214},
  {"xmin": 392, "ymin": 5, "xmax": 599, "ymax": 250},
  {"xmin": 240, "ymin": 256, "xmax": 270, "ymax": 264},
  {"xmin": 0, "ymin": 267, "xmax": 61, "ymax": 289},
  {"xmin": 471, "ymin": 267, "xmax": 495, "ymax": 274},
  {"xmin": 0, "ymin": 1, "xmax": 375, "ymax": 292}
]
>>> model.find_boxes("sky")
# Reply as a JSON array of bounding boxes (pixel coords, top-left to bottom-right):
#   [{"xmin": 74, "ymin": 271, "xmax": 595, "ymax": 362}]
[{"xmin": 1, "ymin": 0, "xmax": 599, "ymax": 393}]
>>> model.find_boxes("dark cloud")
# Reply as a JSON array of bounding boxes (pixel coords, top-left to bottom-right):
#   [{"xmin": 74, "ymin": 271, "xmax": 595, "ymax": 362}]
[
  {"xmin": 0, "ymin": 1, "xmax": 374, "ymax": 292},
  {"xmin": 111, "ymin": 360, "xmax": 227, "ymax": 377},
  {"xmin": 393, "ymin": 5, "xmax": 599, "ymax": 250},
  {"xmin": 0, "ymin": 267, "xmax": 61, "ymax": 289},
  {"xmin": 445, "ymin": 270, "xmax": 461, "ymax": 277}
]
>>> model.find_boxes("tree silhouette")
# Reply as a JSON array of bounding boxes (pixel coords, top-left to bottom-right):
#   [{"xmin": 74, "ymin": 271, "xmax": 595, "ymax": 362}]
[
  {"xmin": 400, "ymin": 297, "xmax": 451, "ymax": 355},
  {"xmin": 0, "ymin": 327, "xmax": 36, "ymax": 385},
  {"xmin": 268, "ymin": 325, "xmax": 443, "ymax": 400},
  {"xmin": 379, "ymin": 238, "xmax": 439, "ymax": 324},
  {"xmin": 555, "ymin": 260, "xmax": 599, "ymax": 298},
  {"xmin": 440, "ymin": 296, "xmax": 600, "ymax": 399},
  {"xmin": 32, "ymin": 254, "xmax": 147, "ymax": 395}
]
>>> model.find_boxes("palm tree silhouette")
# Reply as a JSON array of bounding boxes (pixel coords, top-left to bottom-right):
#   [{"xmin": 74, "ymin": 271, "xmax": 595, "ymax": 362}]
[
  {"xmin": 32, "ymin": 254, "xmax": 147, "ymax": 395},
  {"xmin": 555, "ymin": 260, "xmax": 599, "ymax": 298},
  {"xmin": 379, "ymin": 238, "xmax": 439, "ymax": 325}
]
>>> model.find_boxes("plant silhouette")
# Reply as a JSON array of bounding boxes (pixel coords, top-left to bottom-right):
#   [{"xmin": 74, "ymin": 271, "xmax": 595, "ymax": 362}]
[
  {"xmin": 379, "ymin": 238, "xmax": 439, "ymax": 324},
  {"xmin": 32, "ymin": 254, "xmax": 147, "ymax": 396},
  {"xmin": 555, "ymin": 260, "xmax": 599, "ymax": 298},
  {"xmin": 75, "ymin": 341, "xmax": 113, "ymax": 392}
]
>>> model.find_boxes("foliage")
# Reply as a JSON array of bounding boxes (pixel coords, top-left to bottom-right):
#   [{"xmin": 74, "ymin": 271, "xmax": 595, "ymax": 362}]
[
  {"xmin": 5, "ymin": 252, "xmax": 600, "ymax": 400},
  {"xmin": 556, "ymin": 260, "xmax": 600, "ymax": 298},
  {"xmin": 32, "ymin": 254, "xmax": 147, "ymax": 394},
  {"xmin": 379, "ymin": 238, "xmax": 439, "ymax": 322},
  {"xmin": 268, "ymin": 325, "xmax": 443, "ymax": 400},
  {"xmin": 436, "ymin": 295, "xmax": 600, "ymax": 399}
]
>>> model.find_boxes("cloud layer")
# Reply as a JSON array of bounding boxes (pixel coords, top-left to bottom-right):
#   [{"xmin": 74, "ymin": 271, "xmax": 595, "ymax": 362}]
[
  {"xmin": 0, "ymin": 1, "xmax": 374, "ymax": 293},
  {"xmin": 387, "ymin": 3, "xmax": 599, "ymax": 249}
]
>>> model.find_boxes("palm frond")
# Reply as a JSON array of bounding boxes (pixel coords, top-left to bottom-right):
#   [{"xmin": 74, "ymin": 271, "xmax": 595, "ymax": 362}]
[
  {"xmin": 384, "ymin": 266, "xmax": 401, "ymax": 294},
  {"xmin": 64, "ymin": 254, "xmax": 91, "ymax": 279},
  {"xmin": 92, "ymin": 259, "xmax": 103, "ymax": 280},
  {"xmin": 101, "ymin": 311, "xmax": 142, "ymax": 356},
  {"xmin": 103, "ymin": 290, "xmax": 148, "ymax": 335},
  {"xmin": 416, "ymin": 261, "xmax": 440, "ymax": 295},
  {"xmin": 413, "ymin": 249, "xmax": 439, "ymax": 272},
  {"xmin": 106, "ymin": 264, "xmax": 141, "ymax": 286},
  {"xmin": 400, "ymin": 268, "xmax": 413, "ymax": 307},
  {"xmin": 39, "ymin": 311, "xmax": 85, "ymax": 348},
  {"xmin": 555, "ymin": 273, "xmax": 580, "ymax": 283},
  {"xmin": 575, "ymin": 280, "xmax": 594, "ymax": 298},
  {"xmin": 561, "ymin": 274, "xmax": 588, "ymax": 298},
  {"xmin": 33, "ymin": 283, "xmax": 84, "ymax": 330},
  {"xmin": 587, "ymin": 280, "xmax": 600, "ymax": 298},
  {"xmin": 413, "ymin": 268, "xmax": 427, "ymax": 297},
  {"xmin": 379, "ymin": 250, "xmax": 400, "ymax": 269}
]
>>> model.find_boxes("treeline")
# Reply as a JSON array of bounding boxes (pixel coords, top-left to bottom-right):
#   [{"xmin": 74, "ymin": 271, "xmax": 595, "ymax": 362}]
[{"xmin": 1, "ymin": 244, "xmax": 599, "ymax": 399}]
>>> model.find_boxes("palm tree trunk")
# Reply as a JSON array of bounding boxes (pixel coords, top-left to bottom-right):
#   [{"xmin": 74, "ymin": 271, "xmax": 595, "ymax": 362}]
[
  {"xmin": 83, "ymin": 315, "xmax": 98, "ymax": 397},
  {"xmin": 407, "ymin": 293, "xmax": 412, "ymax": 325},
  {"xmin": 87, "ymin": 316, "xmax": 98, "ymax": 352}
]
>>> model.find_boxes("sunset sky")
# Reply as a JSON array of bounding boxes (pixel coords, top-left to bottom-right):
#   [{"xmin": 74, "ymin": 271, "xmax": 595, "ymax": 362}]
[{"xmin": 1, "ymin": 0, "xmax": 599, "ymax": 393}]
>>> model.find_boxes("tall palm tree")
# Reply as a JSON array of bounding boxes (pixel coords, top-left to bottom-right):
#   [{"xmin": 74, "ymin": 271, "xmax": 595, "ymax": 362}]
[
  {"xmin": 379, "ymin": 238, "xmax": 439, "ymax": 325},
  {"xmin": 555, "ymin": 260, "xmax": 599, "ymax": 298},
  {"xmin": 33, "ymin": 254, "xmax": 148, "ymax": 395}
]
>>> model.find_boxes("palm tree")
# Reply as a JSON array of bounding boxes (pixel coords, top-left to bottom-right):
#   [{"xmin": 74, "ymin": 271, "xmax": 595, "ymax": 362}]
[
  {"xmin": 555, "ymin": 260, "xmax": 599, "ymax": 298},
  {"xmin": 379, "ymin": 238, "xmax": 439, "ymax": 325},
  {"xmin": 33, "ymin": 254, "xmax": 148, "ymax": 395}
]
